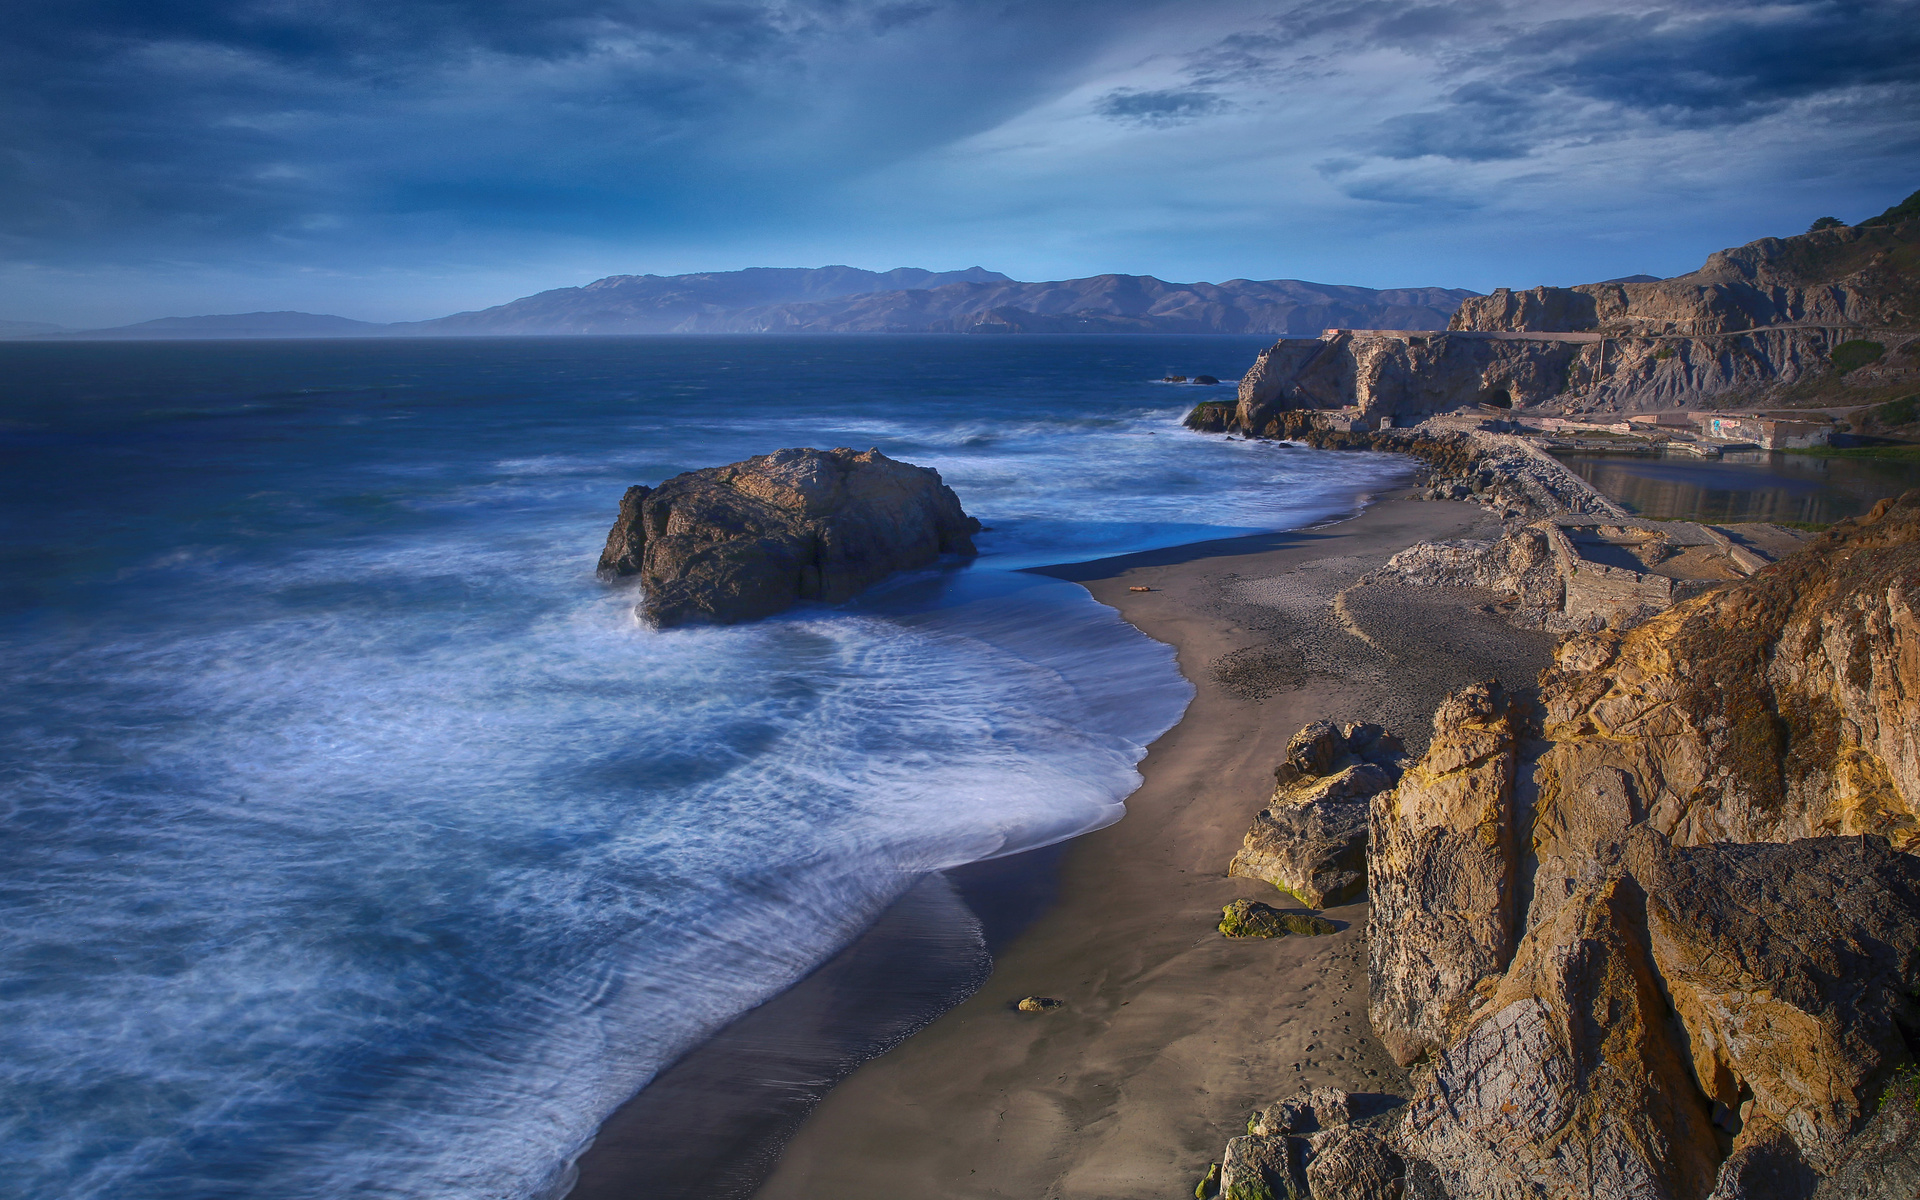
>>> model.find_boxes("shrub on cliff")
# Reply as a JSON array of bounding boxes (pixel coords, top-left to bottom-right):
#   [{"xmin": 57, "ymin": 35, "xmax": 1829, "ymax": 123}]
[{"xmin": 1832, "ymin": 339, "xmax": 1886, "ymax": 374}]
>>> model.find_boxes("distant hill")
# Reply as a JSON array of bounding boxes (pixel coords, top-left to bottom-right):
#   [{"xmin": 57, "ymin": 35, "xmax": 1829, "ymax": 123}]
[
  {"xmin": 59, "ymin": 311, "xmax": 386, "ymax": 339},
  {"xmin": 36, "ymin": 265, "xmax": 1484, "ymax": 340},
  {"xmin": 401, "ymin": 269, "xmax": 1477, "ymax": 336},
  {"xmin": 697, "ymin": 275, "xmax": 1477, "ymax": 336},
  {"xmin": 399, "ymin": 266, "xmax": 1016, "ymax": 335}
]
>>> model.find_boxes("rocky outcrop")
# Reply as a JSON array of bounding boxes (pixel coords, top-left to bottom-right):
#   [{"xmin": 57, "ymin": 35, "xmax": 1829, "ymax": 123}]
[
  {"xmin": 1366, "ymin": 682, "xmax": 1524, "ymax": 1066},
  {"xmin": 1223, "ymin": 1088, "xmax": 1406, "ymax": 1200},
  {"xmin": 1529, "ymin": 492, "xmax": 1920, "ymax": 892},
  {"xmin": 1230, "ymin": 325, "xmax": 1910, "ymax": 421},
  {"xmin": 1217, "ymin": 899, "xmax": 1336, "ymax": 938},
  {"xmin": 1396, "ymin": 830, "xmax": 1920, "ymax": 1200},
  {"xmin": 1229, "ymin": 721, "xmax": 1406, "ymax": 908},
  {"xmin": 1396, "ymin": 831, "xmax": 1724, "ymax": 1200},
  {"xmin": 1220, "ymin": 203, "xmax": 1919, "ymax": 420},
  {"xmin": 597, "ymin": 447, "xmax": 980, "ymax": 627},
  {"xmin": 1377, "ymin": 492, "xmax": 1920, "ymax": 1197},
  {"xmin": 1234, "ymin": 329, "xmax": 1594, "ymax": 425}
]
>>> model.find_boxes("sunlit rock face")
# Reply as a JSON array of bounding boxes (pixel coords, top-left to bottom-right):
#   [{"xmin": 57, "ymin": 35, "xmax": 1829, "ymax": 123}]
[{"xmin": 1375, "ymin": 492, "xmax": 1920, "ymax": 1198}]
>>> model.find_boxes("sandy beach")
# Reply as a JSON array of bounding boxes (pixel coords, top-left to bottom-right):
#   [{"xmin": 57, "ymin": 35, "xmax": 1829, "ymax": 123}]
[{"xmin": 742, "ymin": 491, "xmax": 1559, "ymax": 1199}]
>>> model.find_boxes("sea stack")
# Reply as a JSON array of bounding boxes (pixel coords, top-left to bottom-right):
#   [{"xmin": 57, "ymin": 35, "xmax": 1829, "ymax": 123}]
[{"xmin": 597, "ymin": 446, "xmax": 981, "ymax": 628}]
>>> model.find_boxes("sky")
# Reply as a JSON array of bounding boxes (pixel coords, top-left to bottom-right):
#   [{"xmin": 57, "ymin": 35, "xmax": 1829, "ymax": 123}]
[{"xmin": 3, "ymin": 0, "xmax": 1919, "ymax": 327}]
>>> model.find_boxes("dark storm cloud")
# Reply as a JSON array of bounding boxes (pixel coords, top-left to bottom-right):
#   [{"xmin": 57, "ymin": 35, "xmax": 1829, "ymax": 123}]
[
  {"xmin": 0, "ymin": 0, "xmax": 1171, "ymax": 263},
  {"xmin": 1095, "ymin": 88, "xmax": 1230, "ymax": 125}
]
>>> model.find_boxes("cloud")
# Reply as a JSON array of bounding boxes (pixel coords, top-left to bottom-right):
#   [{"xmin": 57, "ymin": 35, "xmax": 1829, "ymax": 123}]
[
  {"xmin": 0, "ymin": 0, "xmax": 1177, "ymax": 262},
  {"xmin": 2, "ymin": 0, "xmax": 1918, "ymax": 325},
  {"xmin": 1095, "ymin": 88, "xmax": 1230, "ymax": 125}
]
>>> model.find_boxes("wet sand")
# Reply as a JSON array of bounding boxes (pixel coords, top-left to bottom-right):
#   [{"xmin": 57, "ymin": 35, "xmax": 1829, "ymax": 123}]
[{"xmin": 751, "ymin": 493, "xmax": 1557, "ymax": 1199}]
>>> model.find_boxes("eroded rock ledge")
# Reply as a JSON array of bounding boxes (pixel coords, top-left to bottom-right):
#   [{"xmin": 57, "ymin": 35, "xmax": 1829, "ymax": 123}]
[{"xmin": 597, "ymin": 447, "xmax": 980, "ymax": 627}]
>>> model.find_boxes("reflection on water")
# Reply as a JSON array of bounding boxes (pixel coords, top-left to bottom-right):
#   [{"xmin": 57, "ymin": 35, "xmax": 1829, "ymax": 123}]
[{"xmin": 1553, "ymin": 450, "xmax": 1920, "ymax": 524}]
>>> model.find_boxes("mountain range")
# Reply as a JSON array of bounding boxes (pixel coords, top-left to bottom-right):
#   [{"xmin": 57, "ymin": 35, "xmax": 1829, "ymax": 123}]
[{"xmin": 23, "ymin": 266, "xmax": 1481, "ymax": 339}]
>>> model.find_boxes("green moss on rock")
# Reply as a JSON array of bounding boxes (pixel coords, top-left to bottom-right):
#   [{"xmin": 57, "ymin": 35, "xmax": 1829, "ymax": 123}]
[{"xmin": 1219, "ymin": 898, "xmax": 1338, "ymax": 938}]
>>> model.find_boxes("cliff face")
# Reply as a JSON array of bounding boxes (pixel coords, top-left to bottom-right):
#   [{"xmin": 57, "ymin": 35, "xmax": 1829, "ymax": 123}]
[
  {"xmin": 1227, "ymin": 198, "xmax": 1919, "ymax": 420},
  {"xmin": 1373, "ymin": 491, "xmax": 1920, "ymax": 1198},
  {"xmin": 597, "ymin": 447, "xmax": 979, "ymax": 627},
  {"xmin": 1233, "ymin": 323, "xmax": 1911, "ymax": 421},
  {"xmin": 1451, "ymin": 216, "xmax": 1920, "ymax": 336},
  {"xmin": 1236, "ymin": 330, "xmax": 1589, "ymax": 427}
]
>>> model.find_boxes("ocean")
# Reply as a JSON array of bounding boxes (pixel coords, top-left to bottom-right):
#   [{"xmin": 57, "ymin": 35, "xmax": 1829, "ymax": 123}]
[{"xmin": 0, "ymin": 335, "xmax": 1412, "ymax": 1199}]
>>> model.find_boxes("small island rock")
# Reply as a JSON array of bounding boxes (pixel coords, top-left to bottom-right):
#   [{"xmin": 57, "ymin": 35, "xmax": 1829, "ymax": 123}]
[{"xmin": 597, "ymin": 446, "xmax": 981, "ymax": 628}]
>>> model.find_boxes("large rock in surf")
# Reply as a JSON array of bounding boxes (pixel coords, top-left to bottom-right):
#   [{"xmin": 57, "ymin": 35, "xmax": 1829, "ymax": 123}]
[{"xmin": 597, "ymin": 447, "xmax": 980, "ymax": 628}]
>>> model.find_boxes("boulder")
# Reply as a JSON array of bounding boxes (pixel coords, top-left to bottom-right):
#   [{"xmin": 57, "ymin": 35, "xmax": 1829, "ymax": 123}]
[
  {"xmin": 1396, "ymin": 846, "xmax": 1724, "ymax": 1200},
  {"xmin": 1367, "ymin": 682, "xmax": 1523, "ymax": 1065},
  {"xmin": 596, "ymin": 447, "xmax": 980, "ymax": 628},
  {"xmin": 1219, "ymin": 899, "xmax": 1335, "ymax": 939},
  {"xmin": 1219, "ymin": 1133, "xmax": 1297, "ymax": 1200},
  {"xmin": 1642, "ymin": 835, "xmax": 1920, "ymax": 1174},
  {"xmin": 1231, "ymin": 722, "xmax": 1403, "ymax": 908}
]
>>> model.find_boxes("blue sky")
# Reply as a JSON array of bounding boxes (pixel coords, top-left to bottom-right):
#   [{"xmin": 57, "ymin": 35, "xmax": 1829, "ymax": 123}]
[{"xmin": 4, "ymin": 0, "xmax": 1918, "ymax": 326}]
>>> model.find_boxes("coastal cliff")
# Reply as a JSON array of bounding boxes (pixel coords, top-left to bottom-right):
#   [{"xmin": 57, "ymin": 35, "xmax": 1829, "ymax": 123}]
[
  {"xmin": 1225, "ymin": 188, "xmax": 1920, "ymax": 422},
  {"xmin": 1451, "ymin": 198, "xmax": 1920, "ymax": 335},
  {"xmin": 1211, "ymin": 492, "xmax": 1920, "ymax": 1199},
  {"xmin": 597, "ymin": 447, "xmax": 979, "ymax": 627}
]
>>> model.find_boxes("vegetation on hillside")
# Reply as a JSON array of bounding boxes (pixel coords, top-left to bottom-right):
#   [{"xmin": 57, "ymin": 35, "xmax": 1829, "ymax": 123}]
[
  {"xmin": 1861, "ymin": 188, "xmax": 1920, "ymax": 229},
  {"xmin": 1832, "ymin": 339, "xmax": 1887, "ymax": 374}
]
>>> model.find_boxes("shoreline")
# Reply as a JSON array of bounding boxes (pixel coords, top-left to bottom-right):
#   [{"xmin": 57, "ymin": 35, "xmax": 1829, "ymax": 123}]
[{"xmin": 743, "ymin": 491, "xmax": 1562, "ymax": 1199}]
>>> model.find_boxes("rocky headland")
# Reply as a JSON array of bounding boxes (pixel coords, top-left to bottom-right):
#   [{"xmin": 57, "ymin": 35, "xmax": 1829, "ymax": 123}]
[
  {"xmin": 1214, "ymin": 189, "xmax": 1920, "ymax": 427},
  {"xmin": 596, "ymin": 446, "xmax": 979, "ymax": 627}
]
